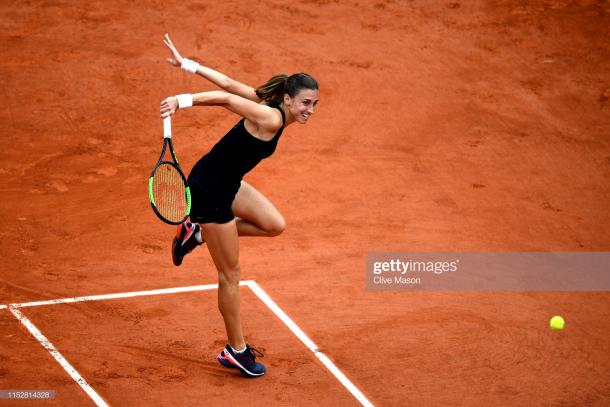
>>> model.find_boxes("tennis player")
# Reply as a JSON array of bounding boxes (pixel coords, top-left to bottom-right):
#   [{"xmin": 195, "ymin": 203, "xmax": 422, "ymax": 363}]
[{"xmin": 159, "ymin": 33, "xmax": 319, "ymax": 378}]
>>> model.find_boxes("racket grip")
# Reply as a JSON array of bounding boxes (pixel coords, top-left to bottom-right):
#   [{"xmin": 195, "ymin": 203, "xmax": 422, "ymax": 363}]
[{"xmin": 163, "ymin": 116, "xmax": 172, "ymax": 139}]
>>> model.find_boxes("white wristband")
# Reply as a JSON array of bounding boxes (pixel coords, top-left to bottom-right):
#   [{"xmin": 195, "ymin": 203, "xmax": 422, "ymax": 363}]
[
  {"xmin": 181, "ymin": 58, "xmax": 200, "ymax": 74},
  {"xmin": 176, "ymin": 94, "xmax": 193, "ymax": 109}
]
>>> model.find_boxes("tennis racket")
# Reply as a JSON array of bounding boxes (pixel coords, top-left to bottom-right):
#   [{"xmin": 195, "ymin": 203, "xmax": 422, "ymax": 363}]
[{"xmin": 148, "ymin": 117, "xmax": 191, "ymax": 225}]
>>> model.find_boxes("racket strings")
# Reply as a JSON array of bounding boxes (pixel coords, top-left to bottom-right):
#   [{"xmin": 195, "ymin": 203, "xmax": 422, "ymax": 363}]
[{"xmin": 152, "ymin": 163, "xmax": 187, "ymax": 223}]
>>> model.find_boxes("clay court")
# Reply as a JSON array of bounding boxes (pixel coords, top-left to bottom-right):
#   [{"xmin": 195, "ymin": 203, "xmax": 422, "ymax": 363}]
[{"xmin": 1, "ymin": 0, "xmax": 609, "ymax": 406}]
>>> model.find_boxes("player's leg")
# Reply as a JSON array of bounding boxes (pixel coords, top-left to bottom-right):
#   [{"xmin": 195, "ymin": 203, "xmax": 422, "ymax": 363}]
[
  {"xmin": 173, "ymin": 180, "xmax": 284, "ymax": 266},
  {"xmin": 200, "ymin": 219, "xmax": 244, "ymax": 349},
  {"xmin": 231, "ymin": 181, "xmax": 286, "ymax": 237},
  {"xmin": 202, "ymin": 219, "xmax": 266, "ymax": 377}
]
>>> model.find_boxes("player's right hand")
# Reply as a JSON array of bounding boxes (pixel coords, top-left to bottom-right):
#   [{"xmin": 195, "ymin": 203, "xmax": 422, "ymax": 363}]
[
  {"xmin": 160, "ymin": 96, "xmax": 178, "ymax": 118},
  {"xmin": 163, "ymin": 33, "xmax": 183, "ymax": 67}
]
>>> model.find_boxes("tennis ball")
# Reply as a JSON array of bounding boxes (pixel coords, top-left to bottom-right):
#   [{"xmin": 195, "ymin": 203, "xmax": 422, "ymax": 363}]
[{"xmin": 550, "ymin": 316, "xmax": 565, "ymax": 330}]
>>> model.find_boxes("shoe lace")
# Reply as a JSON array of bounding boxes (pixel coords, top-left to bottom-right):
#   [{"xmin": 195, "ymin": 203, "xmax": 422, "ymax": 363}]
[{"xmin": 247, "ymin": 345, "xmax": 264, "ymax": 359}]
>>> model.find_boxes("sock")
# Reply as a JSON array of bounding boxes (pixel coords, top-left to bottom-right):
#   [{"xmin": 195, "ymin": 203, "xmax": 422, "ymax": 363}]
[
  {"xmin": 195, "ymin": 227, "xmax": 203, "ymax": 243},
  {"xmin": 230, "ymin": 345, "xmax": 247, "ymax": 354}
]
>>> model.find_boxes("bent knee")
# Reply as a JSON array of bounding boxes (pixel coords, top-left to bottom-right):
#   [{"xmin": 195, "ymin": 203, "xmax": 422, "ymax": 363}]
[{"xmin": 266, "ymin": 217, "xmax": 286, "ymax": 237}]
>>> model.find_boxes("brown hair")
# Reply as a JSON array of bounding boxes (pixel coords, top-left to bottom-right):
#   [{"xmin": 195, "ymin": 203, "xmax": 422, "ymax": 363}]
[{"xmin": 255, "ymin": 72, "xmax": 318, "ymax": 105}]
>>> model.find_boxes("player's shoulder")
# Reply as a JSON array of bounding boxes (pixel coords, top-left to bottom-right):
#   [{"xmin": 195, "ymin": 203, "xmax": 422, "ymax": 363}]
[
  {"xmin": 265, "ymin": 104, "xmax": 285, "ymax": 130},
  {"xmin": 258, "ymin": 101, "xmax": 283, "ymax": 124}
]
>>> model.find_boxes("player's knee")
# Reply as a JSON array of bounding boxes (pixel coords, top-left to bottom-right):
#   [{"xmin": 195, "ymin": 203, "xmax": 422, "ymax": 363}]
[
  {"xmin": 266, "ymin": 216, "xmax": 286, "ymax": 236},
  {"xmin": 218, "ymin": 264, "xmax": 241, "ymax": 285}
]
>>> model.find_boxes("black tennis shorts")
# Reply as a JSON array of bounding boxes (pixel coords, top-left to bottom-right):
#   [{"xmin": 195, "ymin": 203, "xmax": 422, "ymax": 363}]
[{"xmin": 187, "ymin": 175, "xmax": 238, "ymax": 225}]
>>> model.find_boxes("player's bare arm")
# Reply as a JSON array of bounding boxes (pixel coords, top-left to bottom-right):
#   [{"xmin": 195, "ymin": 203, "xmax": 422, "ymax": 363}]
[
  {"xmin": 163, "ymin": 33, "xmax": 260, "ymax": 102},
  {"xmin": 160, "ymin": 91, "xmax": 282, "ymax": 136}
]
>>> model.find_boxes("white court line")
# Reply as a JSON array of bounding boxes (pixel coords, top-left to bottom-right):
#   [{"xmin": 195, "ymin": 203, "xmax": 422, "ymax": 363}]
[
  {"xmin": 7, "ymin": 282, "xmax": 245, "ymax": 309},
  {"xmin": 245, "ymin": 281, "xmax": 374, "ymax": 407},
  {"xmin": 9, "ymin": 306, "xmax": 109, "ymax": 407},
  {"xmin": 0, "ymin": 304, "xmax": 7, "ymax": 310}
]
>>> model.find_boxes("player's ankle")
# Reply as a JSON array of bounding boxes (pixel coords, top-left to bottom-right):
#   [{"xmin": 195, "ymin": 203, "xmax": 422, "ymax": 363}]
[{"xmin": 230, "ymin": 344, "xmax": 247, "ymax": 354}]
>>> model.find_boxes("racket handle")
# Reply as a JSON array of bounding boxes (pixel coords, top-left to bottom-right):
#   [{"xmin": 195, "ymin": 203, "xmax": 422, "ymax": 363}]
[{"xmin": 163, "ymin": 116, "xmax": 172, "ymax": 139}]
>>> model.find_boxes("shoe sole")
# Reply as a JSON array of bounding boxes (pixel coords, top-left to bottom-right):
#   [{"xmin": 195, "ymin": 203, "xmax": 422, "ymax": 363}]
[
  {"xmin": 171, "ymin": 236, "xmax": 182, "ymax": 266},
  {"xmin": 172, "ymin": 223, "xmax": 187, "ymax": 266}
]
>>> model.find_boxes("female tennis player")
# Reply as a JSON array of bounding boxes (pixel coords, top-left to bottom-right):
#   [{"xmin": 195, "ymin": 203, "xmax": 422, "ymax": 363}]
[{"xmin": 159, "ymin": 34, "xmax": 319, "ymax": 378}]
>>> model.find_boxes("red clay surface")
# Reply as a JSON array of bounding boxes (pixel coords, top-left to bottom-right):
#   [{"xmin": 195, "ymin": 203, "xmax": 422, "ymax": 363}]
[{"xmin": 1, "ymin": 0, "xmax": 610, "ymax": 406}]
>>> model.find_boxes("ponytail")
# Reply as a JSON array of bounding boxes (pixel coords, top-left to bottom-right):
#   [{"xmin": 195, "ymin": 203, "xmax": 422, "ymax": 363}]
[
  {"xmin": 255, "ymin": 73, "xmax": 289, "ymax": 104},
  {"xmin": 256, "ymin": 72, "xmax": 318, "ymax": 104}
]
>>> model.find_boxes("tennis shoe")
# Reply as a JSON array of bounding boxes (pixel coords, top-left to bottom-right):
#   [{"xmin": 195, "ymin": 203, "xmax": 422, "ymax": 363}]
[
  {"xmin": 216, "ymin": 344, "xmax": 266, "ymax": 378},
  {"xmin": 172, "ymin": 221, "xmax": 202, "ymax": 266}
]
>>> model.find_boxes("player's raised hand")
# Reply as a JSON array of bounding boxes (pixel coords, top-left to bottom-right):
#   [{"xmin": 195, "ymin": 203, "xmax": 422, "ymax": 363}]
[{"xmin": 163, "ymin": 33, "xmax": 184, "ymax": 67}]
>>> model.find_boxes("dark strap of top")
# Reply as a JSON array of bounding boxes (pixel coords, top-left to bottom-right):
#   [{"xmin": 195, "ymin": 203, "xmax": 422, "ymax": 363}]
[{"xmin": 269, "ymin": 103, "xmax": 286, "ymax": 131}]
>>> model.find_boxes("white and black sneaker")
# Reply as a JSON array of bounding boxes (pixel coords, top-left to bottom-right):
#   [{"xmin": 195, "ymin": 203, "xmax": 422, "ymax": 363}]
[
  {"xmin": 171, "ymin": 221, "xmax": 202, "ymax": 266},
  {"xmin": 217, "ymin": 344, "xmax": 266, "ymax": 378}
]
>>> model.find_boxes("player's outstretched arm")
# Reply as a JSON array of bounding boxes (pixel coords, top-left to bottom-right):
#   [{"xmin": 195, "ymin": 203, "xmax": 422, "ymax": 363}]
[
  {"xmin": 163, "ymin": 33, "xmax": 261, "ymax": 103},
  {"xmin": 160, "ymin": 91, "xmax": 281, "ymax": 132}
]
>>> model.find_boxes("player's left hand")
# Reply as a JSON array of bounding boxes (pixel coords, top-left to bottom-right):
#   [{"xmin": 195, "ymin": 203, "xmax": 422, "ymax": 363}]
[
  {"xmin": 163, "ymin": 33, "xmax": 184, "ymax": 67},
  {"xmin": 160, "ymin": 96, "xmax": 178, "ymax": 118}
]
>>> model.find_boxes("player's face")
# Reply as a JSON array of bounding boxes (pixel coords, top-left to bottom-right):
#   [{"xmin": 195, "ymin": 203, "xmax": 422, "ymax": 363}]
[{"xmin": 285, "ymin": 88, "xmax": 319, "ymax": 124}]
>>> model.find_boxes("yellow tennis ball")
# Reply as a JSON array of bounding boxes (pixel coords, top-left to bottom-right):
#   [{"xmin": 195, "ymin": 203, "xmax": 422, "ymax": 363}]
[{"xmin": 550, "ymin": 316, "xmax": 565, "ymax": 330}]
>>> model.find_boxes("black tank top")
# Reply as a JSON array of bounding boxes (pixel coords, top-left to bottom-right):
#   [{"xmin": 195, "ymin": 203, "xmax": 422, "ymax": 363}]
[{"xmin": 188, "ymin": 103, "xmax": 286, "ymax": 197}]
